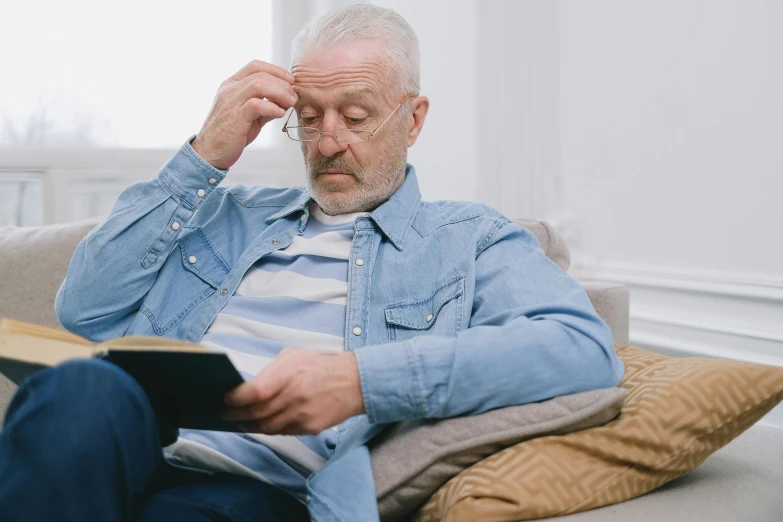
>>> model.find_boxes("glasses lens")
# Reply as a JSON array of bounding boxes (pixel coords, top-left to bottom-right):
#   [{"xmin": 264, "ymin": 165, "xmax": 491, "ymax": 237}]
[
  {"xmin": 288, "ymin": 127, "xmax": 320, "ymax": 142},
  {"xmin": 335, "ymin": 130, "xmax": 369, "ymax": 144}
]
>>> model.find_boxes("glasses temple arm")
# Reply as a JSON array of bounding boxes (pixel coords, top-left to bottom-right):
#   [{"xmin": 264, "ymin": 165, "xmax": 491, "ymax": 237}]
[
  {"xmin": 281, "ymin": 109, "xmax": 295, "ymax": 132},
  {"xmin": 369, "ymin": 93, "xmax": 416, "ymax": 137}
]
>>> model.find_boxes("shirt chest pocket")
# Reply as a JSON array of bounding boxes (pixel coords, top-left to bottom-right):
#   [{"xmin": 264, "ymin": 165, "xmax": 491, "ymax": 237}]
[
  {"xmin": 140, "ymin": 228, "xmax": 230, "ymax": 335},
  {"xmin": 384, "ymin": 276, "xmax": 466, "ymax": 342}
]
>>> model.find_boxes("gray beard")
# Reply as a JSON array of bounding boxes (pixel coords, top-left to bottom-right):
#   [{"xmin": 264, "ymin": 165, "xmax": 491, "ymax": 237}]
[{"xmin": 304, "ymin": 144, "xmax": 408, "ymax": 216}]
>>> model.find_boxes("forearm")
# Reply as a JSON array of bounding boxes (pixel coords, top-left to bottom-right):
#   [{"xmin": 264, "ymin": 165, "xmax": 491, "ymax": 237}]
[
  {"xmin": 55, "ymin": 136, "xmax": 227, "ymax": 341},
  {"xmin": 355, "ymin": 217, "xmax": 625, "ymax": 425},
  {"xmin": 355, "ymin": 288, "xmax": 623, "ymax": 424}
]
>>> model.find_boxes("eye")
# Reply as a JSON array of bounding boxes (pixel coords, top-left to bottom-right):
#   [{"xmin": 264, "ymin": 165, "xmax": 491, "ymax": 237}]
[
  {"xmin": 346, "ymin": 117, "xmax": 366, "ymax": 125},
  {"xmin": 301, "ymin": 116, "xmax": 319, "ymax": 125}
]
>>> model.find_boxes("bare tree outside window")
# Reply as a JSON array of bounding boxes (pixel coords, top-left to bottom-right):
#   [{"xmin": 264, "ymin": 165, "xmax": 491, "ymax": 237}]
[{"xmin": 0, "ymin": 93, "xmax": 118, "ymax": 148}]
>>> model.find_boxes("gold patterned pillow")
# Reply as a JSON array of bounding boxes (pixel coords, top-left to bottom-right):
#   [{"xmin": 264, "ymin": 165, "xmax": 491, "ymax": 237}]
[{"xmin": 414, "ymin": 345, "xmax": 783, "ymax": 522}]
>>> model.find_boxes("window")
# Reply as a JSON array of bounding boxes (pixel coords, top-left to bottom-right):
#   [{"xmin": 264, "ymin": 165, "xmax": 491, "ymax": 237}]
[
  {"xmin": 0, "ymin": 0, "xmax": 304, "ymax": 226},
  {"xmin": 0, "ymin": 0, "xmax": 274, "ymax": 149},
  {"xmin": 0, "ymin": 172, "xmax": 44, "ymax": 226}
]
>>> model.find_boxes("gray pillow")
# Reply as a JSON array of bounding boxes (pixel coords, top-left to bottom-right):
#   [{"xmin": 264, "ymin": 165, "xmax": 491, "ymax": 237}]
[{"xmin": 369, "ymin": 387, "xmax": 627, "ymax": 522}]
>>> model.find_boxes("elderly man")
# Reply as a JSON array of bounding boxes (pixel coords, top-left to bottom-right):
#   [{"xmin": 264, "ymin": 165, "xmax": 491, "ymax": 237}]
[{"xmin": 0, "ymin": 5, "xmax": 623, "ymax": 522}]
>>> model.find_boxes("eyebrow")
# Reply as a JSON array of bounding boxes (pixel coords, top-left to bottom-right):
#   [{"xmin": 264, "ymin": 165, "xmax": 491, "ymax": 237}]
[{"xmin": 339, "ymin": 86, "xmax": 377, "ymax": 101}]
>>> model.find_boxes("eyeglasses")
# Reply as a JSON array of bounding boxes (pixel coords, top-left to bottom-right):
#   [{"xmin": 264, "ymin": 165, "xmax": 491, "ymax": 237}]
[{"xmin": 282, "ymin": 94, "xmax": 415, "ymax": 144}]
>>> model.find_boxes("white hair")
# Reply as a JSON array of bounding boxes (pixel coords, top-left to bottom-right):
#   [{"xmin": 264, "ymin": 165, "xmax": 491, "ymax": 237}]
[{"xmin": 291, "ymin": 4, "xmax": 420, "ymax": 98}]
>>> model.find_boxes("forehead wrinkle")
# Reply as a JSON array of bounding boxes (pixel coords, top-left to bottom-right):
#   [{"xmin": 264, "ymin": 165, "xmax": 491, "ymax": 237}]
[
  {"xmin": 292, "ymin": 56, "xmax": 397, "ymax": 108},
  {"xmin": 294, "ymin": 72, "xmax": 379, "ymax": 87},
  {"xmin": 292, "ymin": 60, "xmax": 389, "ymax": 77},
  {"xmin": 292, "ymin": 64, "xmax": 380, "ymax": 77},
  {"xmin": 293, "ymin": 72, "xmax": 386, "ymax": 94},
  {"xmin": 292, "ymin": 59, "xmax": 393, "ymax": 91},
  {"xmin": 295, "ymin": 83, "xmax": 382, "ymax": 112},
  {"xmin": 294, "ymin": 78, "xmax": 383, "ymax": 102}
]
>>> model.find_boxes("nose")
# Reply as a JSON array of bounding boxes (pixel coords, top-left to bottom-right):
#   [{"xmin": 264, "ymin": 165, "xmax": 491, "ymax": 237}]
[{"xmin": 318, "ymin": 112, "xmax": 349, "ymax": 157}]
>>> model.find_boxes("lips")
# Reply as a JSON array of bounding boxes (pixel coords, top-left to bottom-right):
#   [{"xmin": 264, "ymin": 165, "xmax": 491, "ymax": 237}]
[{"xmin": 318, "ymin": 170, "xmax": 351, "ymax": 175}]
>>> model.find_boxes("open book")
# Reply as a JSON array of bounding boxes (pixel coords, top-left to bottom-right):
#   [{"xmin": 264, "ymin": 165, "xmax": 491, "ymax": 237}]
[{"xmin": 0, "ymin": 318, "xmax": 244, "ymax": 432}]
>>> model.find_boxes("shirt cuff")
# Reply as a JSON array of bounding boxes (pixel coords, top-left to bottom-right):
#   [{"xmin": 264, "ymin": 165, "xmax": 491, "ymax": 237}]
[
  {"xmin": 354, "ymin": 341, "xmax": 424, "ymax": 424},
  {"xmin": 155, "ymin": 135, "xmax": 228, "ymax": 210}
]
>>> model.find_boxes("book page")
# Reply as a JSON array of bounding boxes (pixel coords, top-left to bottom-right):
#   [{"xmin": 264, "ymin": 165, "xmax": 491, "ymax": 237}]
[
  {"xmin": 0, "ymin": 331, "xmax": 95, "ymax": 367},
  {"xmin": 0, "ymin": 318, "xmax": 208, "ymax": 367},
  {"xmin": 100, "ymin": 336, "xmax": 209, "ymax": 353},
  {"xmin": 0, "ymin": 318, "xmax": 93, "ymax": 346}
]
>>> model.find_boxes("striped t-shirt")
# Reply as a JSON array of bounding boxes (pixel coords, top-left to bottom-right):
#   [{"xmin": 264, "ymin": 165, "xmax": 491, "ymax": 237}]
[{"xmin": 163, "ymin": 202, "xmax": 366, "ymax": 499}]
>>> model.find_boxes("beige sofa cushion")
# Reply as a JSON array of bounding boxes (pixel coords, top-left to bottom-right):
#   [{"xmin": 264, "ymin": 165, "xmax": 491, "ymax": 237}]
[
  {"xmin": 0, "ymin": 217, "xmax": 102, "ymax": 330},
  {"xmin": 512, "ymin": 218, "xmax": 570, "ymax": 271}
]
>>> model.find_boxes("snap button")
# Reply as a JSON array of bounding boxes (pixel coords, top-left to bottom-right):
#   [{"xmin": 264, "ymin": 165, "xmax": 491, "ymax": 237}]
[
  {"xmin": 304, "ymin": 494, "xmax": 311, "ymax": 504},
  {"xmin": 220, "ymin": 288, "xmax": 228, "ymax": 296},
  {"xmin": 426, "ymin": 314, "xmax": 434, "ymax": 322},
  {"xmin": 171, "ymin": 222, "xmax": 181, "ymax": 231},
  {"xmin": 197, "ymin": 188, "xmax": 206, "ymax": 198},
  {"xmin": 208, "ymin": 177, "xmax": 217, "ymax": 185},
  {"xmin": 188, "ymin": 255, "xmax": 197, "ymax": 264},
  {"xmin": 271, "ymin": 238, "xmax": 280, "ymax": 245},
  {"xmin": 352, "ymin": 327, "xmax": 362, "ymax": 336},
  {"xmin": 355, "ymin": 258, "xmax": 364, "ymax": 266}
]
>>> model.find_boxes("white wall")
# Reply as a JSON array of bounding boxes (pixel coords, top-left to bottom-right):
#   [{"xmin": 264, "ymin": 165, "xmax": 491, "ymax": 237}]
[
  {"xmin": 370, "ymin": 0, "xmax": 479, "ymax": 203},
  {"xmin": 557, "ymin": 0, "xmax": 783, "ymax": 424},
  {"xmin": 560, "ymin": 0, "xmax": 783, "ymax": 275},
  {"xmin": 271, "ymin": 1, "xmax": 783, "ymax": 383}
]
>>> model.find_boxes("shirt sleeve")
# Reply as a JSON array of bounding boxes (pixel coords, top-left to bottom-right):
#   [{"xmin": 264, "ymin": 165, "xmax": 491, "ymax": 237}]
[
  {"xmin": 353, "ymin": 219, "xmax": 626, "ymax": 424},
  {"xmin": 55, "ymin": 135, "xmax": 227, "ymax": 341}
]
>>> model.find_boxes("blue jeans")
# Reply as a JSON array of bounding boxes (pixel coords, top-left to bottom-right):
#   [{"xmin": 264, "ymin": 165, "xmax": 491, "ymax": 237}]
[{"xmin": 0, "ymin": 359, "xmax": 310, "ymax": 522}]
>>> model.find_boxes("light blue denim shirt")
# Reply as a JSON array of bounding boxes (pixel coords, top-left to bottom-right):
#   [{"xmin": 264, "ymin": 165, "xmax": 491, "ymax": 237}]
[{"xmin": 55, "ymin": 136, "xmax": 624, "ymax": 522}]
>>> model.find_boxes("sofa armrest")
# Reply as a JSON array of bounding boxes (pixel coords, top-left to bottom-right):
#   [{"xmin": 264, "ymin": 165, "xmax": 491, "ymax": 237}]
[{"xmin": 579, "ymin": 280, "xmax": 630, "ymax": 347}]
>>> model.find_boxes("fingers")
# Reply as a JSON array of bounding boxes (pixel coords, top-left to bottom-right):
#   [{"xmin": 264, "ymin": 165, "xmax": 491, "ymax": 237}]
[
  {"xmin": 222, "ymin": 384, "xmax": 308, "ymax": 435},
  {"xmin": 230, "ymin": 59, "xmax": 294, "ymax": 85},
  {"xmin": 238, "ymin": 98, "xmax": 287, "ymax": 123},
  {"xmin": 222, "ymin": 389, "xmax": 289, "ymax": 422},
  {"xmin": 225, "ymin": 376, "xmax": 280, "ymax": 406},
  {"xmin": 225, "ymin": 351, "xmax": 293, "ymax": 406},
  {"xmin": 235, "ymin": 70, "xmax": 297, "ymax": 98},
  {"xmin": 236, "ymin": 74, "xmax": 298, "ymax": 110}
]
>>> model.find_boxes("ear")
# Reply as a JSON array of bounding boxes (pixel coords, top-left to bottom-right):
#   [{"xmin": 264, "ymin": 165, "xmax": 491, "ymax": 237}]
[{"xmin": 406, "ymin": 96, "xmax": 429, "ymax": 147}]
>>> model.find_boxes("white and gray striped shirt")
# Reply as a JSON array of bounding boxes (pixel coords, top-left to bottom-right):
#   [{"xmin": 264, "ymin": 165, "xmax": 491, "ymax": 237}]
[{"xmin": 163, "ymin": 203, "xmax": 366, "ymax": 499}]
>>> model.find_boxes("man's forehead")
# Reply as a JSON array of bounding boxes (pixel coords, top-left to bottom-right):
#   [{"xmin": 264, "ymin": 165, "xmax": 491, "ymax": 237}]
[
  {"xmin": 294, "ymin": 38, "xmax": 387, "ymax": 71},
  {"xmin": 294, "ymin": 82, "xmax": 379, "ymax": 105},
  {"xmin": 292, "ymin": 40, "xmax": 395, "ymax": 104}
]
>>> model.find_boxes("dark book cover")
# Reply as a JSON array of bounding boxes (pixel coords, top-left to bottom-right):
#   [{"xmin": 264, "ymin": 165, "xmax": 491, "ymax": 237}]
[{"xmin": 1, "ymin": 350, "xmax": 245, "ymax": 438}]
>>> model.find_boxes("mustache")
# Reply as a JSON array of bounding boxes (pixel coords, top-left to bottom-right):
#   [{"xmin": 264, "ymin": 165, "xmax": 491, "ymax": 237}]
[{"xmin": 307, "ymin": 156, "xmax": 366, "ymax": 181}]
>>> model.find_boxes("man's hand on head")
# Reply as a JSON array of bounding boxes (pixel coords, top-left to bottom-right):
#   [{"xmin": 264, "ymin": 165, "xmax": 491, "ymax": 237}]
[
  {"xmin": 191, "ymin": 60, "xmax": 298, "ymax": 171},
  {"xmin": 221, "ymin": 348, "xmax": 365, "ymax": 436}
]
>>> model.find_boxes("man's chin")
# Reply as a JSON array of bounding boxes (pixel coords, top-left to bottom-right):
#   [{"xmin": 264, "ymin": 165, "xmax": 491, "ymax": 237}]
[{"xmin": 311, "ymin": 188, "xmax": 373, "ymax": 215}]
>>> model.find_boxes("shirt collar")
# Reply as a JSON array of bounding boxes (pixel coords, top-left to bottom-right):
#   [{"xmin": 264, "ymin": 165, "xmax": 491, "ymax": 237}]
[{"xmin": 265, "ymin": 164, "xmax": 421, "ymax": 250}]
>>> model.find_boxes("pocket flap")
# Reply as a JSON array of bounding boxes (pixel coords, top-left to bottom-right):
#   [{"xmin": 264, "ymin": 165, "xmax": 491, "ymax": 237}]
[
  {"xmin": 384, "ymin": 276, "xmax": 465, "ymax": 330},
  {"xmin": 178, "ymin": 228, "xmax": 230, "ymax": 288}
]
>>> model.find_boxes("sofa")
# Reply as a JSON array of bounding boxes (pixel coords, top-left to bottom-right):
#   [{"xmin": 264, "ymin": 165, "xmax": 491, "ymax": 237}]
[{"xmin": 1, "ymin": 216, "xmax": 781, "ymax": 521}]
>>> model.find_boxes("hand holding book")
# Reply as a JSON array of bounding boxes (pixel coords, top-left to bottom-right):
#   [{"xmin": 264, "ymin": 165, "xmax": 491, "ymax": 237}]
[{"xmin": 222, "ymin": 347, "xmax": 365, "ymax": 436}]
